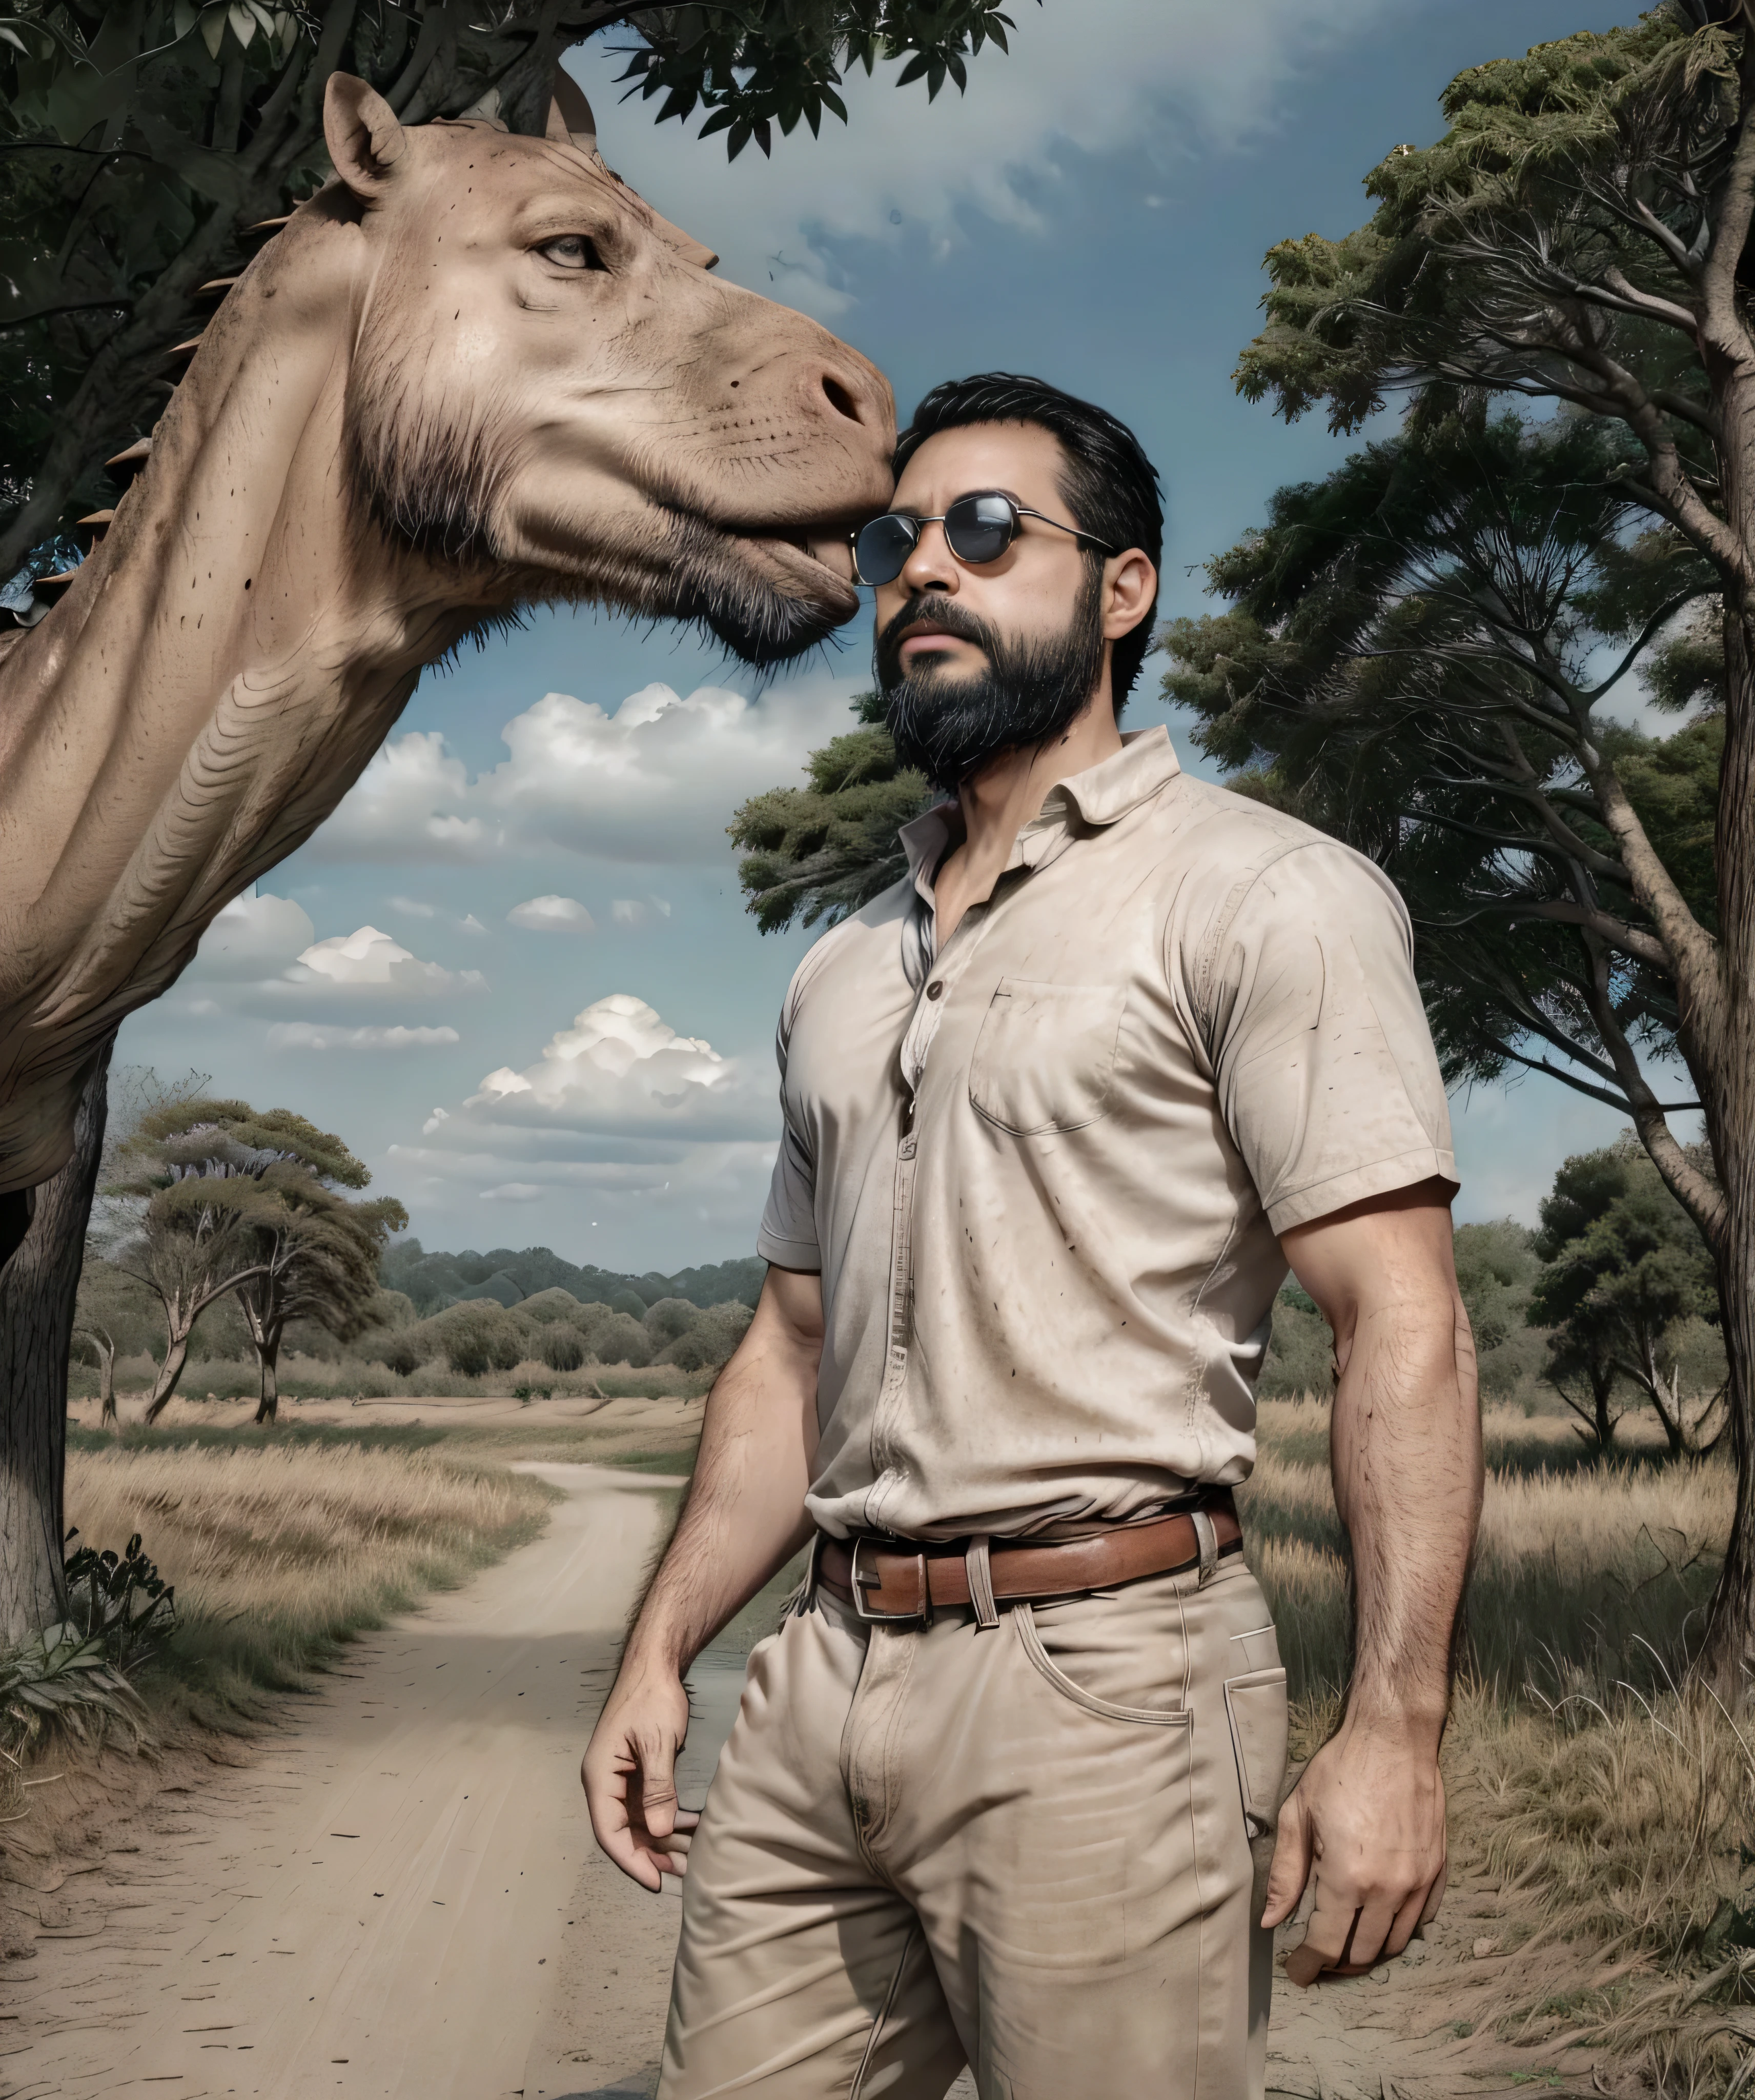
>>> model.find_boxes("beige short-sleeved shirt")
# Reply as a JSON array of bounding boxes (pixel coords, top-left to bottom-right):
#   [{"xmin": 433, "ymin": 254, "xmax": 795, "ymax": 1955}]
[{"xmin": 759, "ymin": 728, "xmax": 1457, "ymax": 1543}]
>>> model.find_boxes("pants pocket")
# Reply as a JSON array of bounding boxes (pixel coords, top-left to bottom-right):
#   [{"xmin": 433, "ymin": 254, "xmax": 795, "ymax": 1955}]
[
  {"xmin": 1223, "ymin": 1666, "xmax": 1289, "ymax": 1836},
  {"xmin": 1015, "ymin": 1602, "xmax": 1189, "ymax": 1725}
]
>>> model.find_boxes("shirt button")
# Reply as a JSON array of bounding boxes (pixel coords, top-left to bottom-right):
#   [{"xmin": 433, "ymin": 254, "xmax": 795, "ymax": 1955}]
[{"xmin": 926, "ymin": 980, "xmax": 944, "ymax": 1001}]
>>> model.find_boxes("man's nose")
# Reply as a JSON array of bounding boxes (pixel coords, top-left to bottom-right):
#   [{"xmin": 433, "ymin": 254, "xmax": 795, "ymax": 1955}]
[{"xmin": 900, "ymin": 520, "xmax": 958, "ymax": 596}]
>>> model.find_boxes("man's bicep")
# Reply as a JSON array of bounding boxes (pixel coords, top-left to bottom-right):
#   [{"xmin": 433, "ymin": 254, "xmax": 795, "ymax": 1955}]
[
  {"xmin": 1280, "ymin": 1180, "xmax": 1461, "ymax": 1341},
  {"xmin": 758, "ymin": 1263, "xmax": 825, "ymax": 1351}
]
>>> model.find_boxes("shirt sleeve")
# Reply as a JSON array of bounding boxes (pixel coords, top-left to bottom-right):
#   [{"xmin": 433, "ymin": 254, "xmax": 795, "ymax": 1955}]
[
  {"xmin": 1194, "ymin": 841, "xmax": 1457, "ymax": 1236},
  {"xmin": 756, "ymin": 964, "xmax": 823, "ymax": 1270}
]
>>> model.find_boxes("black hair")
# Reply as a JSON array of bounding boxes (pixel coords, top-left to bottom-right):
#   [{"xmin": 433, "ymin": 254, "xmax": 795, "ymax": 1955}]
[{"xmin": 891, "ymin": 372, "xmax": 1164, "ymax": 703}]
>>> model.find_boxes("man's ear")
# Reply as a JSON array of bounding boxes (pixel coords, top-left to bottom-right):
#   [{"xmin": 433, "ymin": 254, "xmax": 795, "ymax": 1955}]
[{"xmin": 324, "ymin": 74, "xmax": 406, "ymax": 198}]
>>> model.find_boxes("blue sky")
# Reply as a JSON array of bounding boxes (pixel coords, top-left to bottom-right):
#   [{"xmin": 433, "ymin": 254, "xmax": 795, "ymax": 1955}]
[{"xmin": 116, "ymin": 0, "xmax": 1644, "ymax": 1273}]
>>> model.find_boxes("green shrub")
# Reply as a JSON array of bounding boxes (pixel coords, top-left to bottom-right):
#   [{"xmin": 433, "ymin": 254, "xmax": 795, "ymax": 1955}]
[
  {"xmin": 644, "ymin": 1296, "xmax": 701, "ymax": 1347},
  {"xmin": 591, "ymin": 1309, "xmax": 651, "ymax": 1367},
  {"xmin": 541, "ymin": 1325, "xmax": 586, "ymax": 1372},
  {"xmin": 660, "ymin": 1329, "xmax": 719, "ymax": 1372},
  {"xmin": 521, "ymin": 1287, "xmax": 585, "ymax": 1325}
]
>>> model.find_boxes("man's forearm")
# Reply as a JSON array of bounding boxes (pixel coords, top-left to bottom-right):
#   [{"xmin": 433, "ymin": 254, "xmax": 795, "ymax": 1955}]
[
  {"xmin": 621, "ymin": 1276, "xmax": 821, "ymax": 1679},
  {"xmin": 1331, "ymin": 1285, "xmax": 1481, "ymax": 1739},
  {"xmin": 1267, "ymin": 1189, "xmax": 1484, "ymax": 1976}
]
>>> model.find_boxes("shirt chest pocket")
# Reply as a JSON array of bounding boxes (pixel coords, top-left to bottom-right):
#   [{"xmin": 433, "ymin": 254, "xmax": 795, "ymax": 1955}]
[{"xmin": 967, "ymin": 978, "xmax": 1127, "ymax": 1136}]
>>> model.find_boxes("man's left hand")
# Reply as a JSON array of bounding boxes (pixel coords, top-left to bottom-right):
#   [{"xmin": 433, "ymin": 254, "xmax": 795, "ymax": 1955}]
[{"xmin": 1260, "ymin": 1716, "xmax": 1447, "ymax": 1986}]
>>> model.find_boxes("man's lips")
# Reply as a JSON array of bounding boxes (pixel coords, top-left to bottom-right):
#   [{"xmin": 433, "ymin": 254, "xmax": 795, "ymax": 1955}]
[{"xmin": 899, "ymin": 624, "xmax": 973, "ymax": 662}]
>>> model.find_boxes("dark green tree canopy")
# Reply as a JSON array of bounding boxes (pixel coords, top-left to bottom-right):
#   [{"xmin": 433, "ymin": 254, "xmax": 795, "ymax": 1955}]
[
  {"xmin": 1, "ymin": 0, "xmax": 1025, "ymax": 577},
  {"xmin": 730, "ymin": 689, "xmax": 933, "ymax": 932}
]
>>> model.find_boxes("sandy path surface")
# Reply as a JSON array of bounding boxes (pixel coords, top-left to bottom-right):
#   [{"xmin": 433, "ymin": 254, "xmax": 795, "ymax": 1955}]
[
  {"xmin": 1, "ymin": 1464, "xmax": 707, "ymax": 2100},
  {"xmin": 2, "ymin": 1463, "xmax": 1535, "ymax": 2100}
]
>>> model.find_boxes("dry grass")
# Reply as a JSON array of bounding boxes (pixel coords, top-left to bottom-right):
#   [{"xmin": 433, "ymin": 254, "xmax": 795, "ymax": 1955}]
[
  {"xmin": 65, "ymin": 1441, "xmax": 557, "ymax": 1719},
  {"xmin": 1248, "ymin": 1398, "xmax": 1749, "ymax": 2094},
  {"xmin": 1246, "ymin": 1400, "xmax": 1728, "ymax": 1703}
]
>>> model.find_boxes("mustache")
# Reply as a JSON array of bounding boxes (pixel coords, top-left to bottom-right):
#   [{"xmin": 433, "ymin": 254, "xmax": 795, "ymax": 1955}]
[{"xmin": 875, "ymin": 594, "xmax": 999, "ymax": 682}]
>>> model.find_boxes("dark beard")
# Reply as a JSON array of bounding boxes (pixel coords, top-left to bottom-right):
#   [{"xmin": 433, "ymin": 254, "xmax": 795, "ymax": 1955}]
[{"xmin": 876, "ymin": 570, "xmax": 1106, "ymax": 794}]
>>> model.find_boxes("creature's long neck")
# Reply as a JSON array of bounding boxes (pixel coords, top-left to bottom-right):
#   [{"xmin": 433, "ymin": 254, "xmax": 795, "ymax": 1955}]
[{"xmin": 0, "ymin": 206, "xmax": 492, "ymax": 1187}]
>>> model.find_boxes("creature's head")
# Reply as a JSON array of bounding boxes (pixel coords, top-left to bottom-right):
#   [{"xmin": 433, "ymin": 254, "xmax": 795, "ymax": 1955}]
[{"xmin": 321, "ymin": 74, "xmax": 894, "ymax": 665}]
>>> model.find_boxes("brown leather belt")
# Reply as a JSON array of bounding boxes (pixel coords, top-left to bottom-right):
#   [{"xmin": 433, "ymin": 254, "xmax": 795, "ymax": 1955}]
[{"xmin": 818, "ymin": 1497, "xmax": 1242, "ymax": 1624}]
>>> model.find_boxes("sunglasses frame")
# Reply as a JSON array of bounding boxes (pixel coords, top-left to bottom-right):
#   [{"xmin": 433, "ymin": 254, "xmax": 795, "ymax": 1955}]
[{"xmin": 850, "ymin": 490, "xmax": 1120, "ymax": 588}]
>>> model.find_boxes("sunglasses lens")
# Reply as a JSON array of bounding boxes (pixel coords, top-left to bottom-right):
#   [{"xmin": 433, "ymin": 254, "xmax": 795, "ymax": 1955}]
[
  {"xmin": 854, "ymin": 514, "xmax": 916, "ymax": 585},
  {"xmin": 945, "ymin": 492, "xmax": 1016, "ymax": 566}
]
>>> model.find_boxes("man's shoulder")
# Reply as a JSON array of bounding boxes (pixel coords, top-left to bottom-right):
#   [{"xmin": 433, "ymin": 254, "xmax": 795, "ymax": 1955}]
[
  {"xmin": 780, "ymin": 876, "xmax": 915, "ymax": 1024},
  {"xmin": 1151, "ymin": 770, "xmax": 1336, "ymax": 861},
  {"xmin": 1149, "ymin": 772, "xmax": 1399, "ymax": 908}
]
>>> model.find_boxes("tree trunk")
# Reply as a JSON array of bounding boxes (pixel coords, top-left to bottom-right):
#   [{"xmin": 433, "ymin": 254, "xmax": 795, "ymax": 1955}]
[
  {"xmin": 141, "ymin": 1331, "xmax": 193, "ymax": 1425},
  {"xmin": 0, "ymin": 1039, "xmax": 113, "ymax": 1645},
  {"xmin": 252, "ymin": 1330, "xmax": 280, "ymax": 1426},
  {"xmin": 1593, "ymin": 1374, "xmax": 1618, "ymax": 1455},
  {"xmin": 1695, "ymin": 607, "xmax": 1755, "ymax": 1698},
  {"xmin": 97, "ymin": 1340, "xmax": 116, "ymax": 1427},
  {"xmin": 1638, "ymin": 1339, "xmax": 1688, "ymax": 1458}
]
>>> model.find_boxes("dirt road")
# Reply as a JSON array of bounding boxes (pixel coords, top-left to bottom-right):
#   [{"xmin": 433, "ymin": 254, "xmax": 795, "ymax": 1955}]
[
  {"xmin": 1, "ymin": 1463, "xmax": 1521, "ymax": 2100},
  {"xmin": 2, "ymin": 1464, "xmax": 718, "ymax": 2100}
]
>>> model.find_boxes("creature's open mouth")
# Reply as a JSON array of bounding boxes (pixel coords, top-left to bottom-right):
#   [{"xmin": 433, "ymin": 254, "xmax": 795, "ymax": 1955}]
[{"xmin": 695, "ymin": 521, "xmax": 863, "ymax": 665}]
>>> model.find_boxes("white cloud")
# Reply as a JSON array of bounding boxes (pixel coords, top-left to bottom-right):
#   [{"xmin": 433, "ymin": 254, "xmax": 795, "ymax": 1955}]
[
  {"xmin": 283, "ymin": 925, "xmax": 485, "ymax": 1001},
  {"xmin": 185, "ymin": 891, "xmax": 315, "ymax": 979},
  {"xmin": 508, "ymin": 895, "xmax": 597, "ymax": 934},
  {"xmin": 479, "ymin": 676, "xmax": 859, "ymax": 865},
  {"xmin": 305, "ymin": 732, "xmax": 490, "ymax": 864},
  {"xmin": 611, "ymin": 899, "xmax": 644, "ymax": 928},
  {"xmin": 302, "ymin": 674, "xmax": 862, "ymax": 871},
  {"xmin": 388, "ymin": 894, "xmax": 438, "ymax": 920},
  {"xmin": 266, "ymin": 1022, "xmax": 461, "ymax": 1053},
  {"xmin": 570, "ymin": 0, "xmax": 1401, "ymax": 318},
  {"xmin": 481, "ymin": 1182, "xmax": 547, "ymax": 1203},
  {"xmin": 419, "ymin": 992, "xmax": 773, "ymax": 1156}
]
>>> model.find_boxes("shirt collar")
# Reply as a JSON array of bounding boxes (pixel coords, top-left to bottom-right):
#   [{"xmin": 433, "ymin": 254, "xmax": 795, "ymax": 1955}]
[{"xmin": 899, "ymin": 725, "xmax": 1182, "ymax": 904}]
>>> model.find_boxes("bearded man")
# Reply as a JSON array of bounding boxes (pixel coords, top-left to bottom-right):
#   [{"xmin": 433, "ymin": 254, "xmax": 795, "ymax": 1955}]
[{"xmin": 583, "ymin": 373, "xmax": 1483, "ymax": 2099}]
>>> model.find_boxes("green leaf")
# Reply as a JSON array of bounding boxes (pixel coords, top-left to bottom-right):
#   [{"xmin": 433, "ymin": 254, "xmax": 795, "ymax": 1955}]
[{"xmin": 199, "ymin": 7, "xmax": 226, "ymax": 58}]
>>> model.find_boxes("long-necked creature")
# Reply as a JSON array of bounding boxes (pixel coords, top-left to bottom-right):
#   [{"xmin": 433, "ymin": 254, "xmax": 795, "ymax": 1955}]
[{"xmin": 0, "ymin": 74, "xmax": 892, "ymax": 1231}]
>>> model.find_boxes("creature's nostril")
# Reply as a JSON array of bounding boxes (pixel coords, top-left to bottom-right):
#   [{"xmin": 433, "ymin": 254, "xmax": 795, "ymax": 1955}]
[{"xmin": 822, "ymin": 374, "xmax": 860, "ymax": 424}]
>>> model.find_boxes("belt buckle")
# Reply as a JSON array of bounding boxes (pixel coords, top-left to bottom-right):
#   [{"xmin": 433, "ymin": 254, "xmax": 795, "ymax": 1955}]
[{"xmin": 849, "ymin": 1537, "xmax": 931, "ymax": 1624}]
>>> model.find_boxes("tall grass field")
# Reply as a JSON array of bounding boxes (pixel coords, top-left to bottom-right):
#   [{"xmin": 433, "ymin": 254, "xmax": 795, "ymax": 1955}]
[
  {"xmin": 1245, "ymin": 1400, "xmax": 1748, "ymax": 2094},
  {"xmin": 63, "ymin": 1436, "xmax": 558, "ymax": 1717}
]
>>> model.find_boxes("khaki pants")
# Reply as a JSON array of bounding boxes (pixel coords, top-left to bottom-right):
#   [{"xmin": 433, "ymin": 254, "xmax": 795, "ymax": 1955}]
[{"xmin": 659, "ymin": 1551, "xmax": 1290, "ymax": 2099}]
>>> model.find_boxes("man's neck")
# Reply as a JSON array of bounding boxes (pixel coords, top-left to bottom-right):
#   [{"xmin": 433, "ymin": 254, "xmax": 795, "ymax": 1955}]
[{"xmin": 931, "ymin": 686, "xmax": 1124, "ymax": 949}]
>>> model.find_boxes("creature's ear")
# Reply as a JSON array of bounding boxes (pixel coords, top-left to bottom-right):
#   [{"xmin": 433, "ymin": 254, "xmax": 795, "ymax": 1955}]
[
  {"xmin": 545, "ymin": 72, "xmax": 598, "ymax": 154},
  {"xmin": 324, "ymin": 74, "xmax": 406, "ymax": 197}
]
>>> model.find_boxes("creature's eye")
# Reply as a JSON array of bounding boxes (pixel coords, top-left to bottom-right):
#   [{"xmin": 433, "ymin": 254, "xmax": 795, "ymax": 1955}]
[{"xmin": 536, "ymin": 234, "xmax": 605, "ymax": 271}]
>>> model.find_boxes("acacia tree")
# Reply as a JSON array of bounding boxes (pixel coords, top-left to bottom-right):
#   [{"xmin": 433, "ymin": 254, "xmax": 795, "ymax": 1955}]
[
  {"xmin": 1530, "ymin": 1141, "xmax": 1724, "ymax": 1453},
  {"xmin": 107, "ymin": 1103, "xmax": 303, "ymax": 1422},
  {"xmin": 1, "ymin": 0, "xmax": 1023, "ymax": 579},
  {"xmin": 70, "ymin": 1251, "xmax": 157, "ymax": 1426},
  {"xmin": 1174, "ymin": 10, "xmax": 1755, "ymax": 1694},
  {"xmin": 218, "ymin": 1108, "xmax": 406, "ymax": 1422}
]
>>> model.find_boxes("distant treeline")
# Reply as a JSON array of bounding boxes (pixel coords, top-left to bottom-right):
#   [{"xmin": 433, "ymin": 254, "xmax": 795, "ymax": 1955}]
[{"xmin": 379, "ymin": 1239, "xmax": 766, "ymax": 1320}]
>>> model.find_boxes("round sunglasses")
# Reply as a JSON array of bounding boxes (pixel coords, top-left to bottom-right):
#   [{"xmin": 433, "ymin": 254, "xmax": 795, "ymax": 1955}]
[{"xmin": 850, "ymin": 490, "xmax": 1118, "ymax": 587}]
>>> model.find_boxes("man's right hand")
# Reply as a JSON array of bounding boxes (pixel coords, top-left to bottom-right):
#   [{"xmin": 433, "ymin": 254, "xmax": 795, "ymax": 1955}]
[{"xmin": 583, "ymin": 1663, "xmax": 698, "ymax": 1890}]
